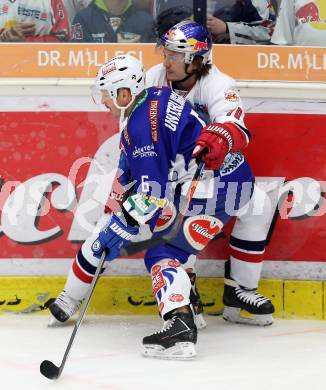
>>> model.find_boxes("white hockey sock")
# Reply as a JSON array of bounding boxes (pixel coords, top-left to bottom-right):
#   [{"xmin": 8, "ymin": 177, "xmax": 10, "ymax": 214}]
[
  {"xmin": 63, "ymin": 261, "xmax": 91, "ymax": 301},
  {"xmin": 151, "ymin": 258, "xmax": 191, "ymax": 319},
  {"xmin": 62, "ymin": 233, "xmax": 109, "ymax": 301}
]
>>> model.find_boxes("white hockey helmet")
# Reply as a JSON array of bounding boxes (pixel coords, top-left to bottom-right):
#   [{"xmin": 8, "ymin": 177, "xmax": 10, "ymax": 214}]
[{"xmin": 95, "ymin": 54, "xmax": 145, "ymax": 100}]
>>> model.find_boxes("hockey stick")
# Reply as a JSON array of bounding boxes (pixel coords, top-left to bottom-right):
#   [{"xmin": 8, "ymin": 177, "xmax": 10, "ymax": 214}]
[
  {"xmin": 40, "ymin": 250, "xmax": 107, "ymax": 380},
  {"xmin": 121, "ymin": 160, "xmax": 206, "ymax": 256}
]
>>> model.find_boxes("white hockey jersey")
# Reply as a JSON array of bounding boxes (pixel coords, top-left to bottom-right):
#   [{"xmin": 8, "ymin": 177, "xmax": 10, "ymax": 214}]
[
  {"xmin": 271, "ymin": 0, "xmax": 326, "ymax": 46},
  {"xmin": 145, "ymin": 63, "xmax": 248, "ymax": 131},
  {"xmin": 0, "ymin": 0, "xmax": 70, "ymax": 41},
  {"xmin": 145, "ymin": 63, "xmax": 251, "ymax": 200}
]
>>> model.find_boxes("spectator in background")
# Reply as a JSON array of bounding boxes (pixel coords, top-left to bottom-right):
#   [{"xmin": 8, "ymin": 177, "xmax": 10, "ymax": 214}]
[
  {"xmin": 134, "ymin": 0, "xmax": 153, "ymax": 12},
  {"xmin": 154, "ymin": 0, "xmax": 193, "ymax": 18},
  {"xmin": 271, "ymin": 0, "xmax": 326, "ymax": 46},
  {"xmin": 207, "ymin": 0, "xmax": 277, "ymax": 44},
  {"xmin": 207, "ymin": 0, "xmax": 217, "ymax": 15},
  {"xmin": 71, "ymin": 0, "xmax": 155, "ymax": 42},
  {"xmin": 0, "ymin": 0, "xmax": 70, "ymax": 42},
  {"xmin": 154, "ymin": 5, "xmax": 192, "ymax": 42},
  {"xmin": 63, "ymin": 0, "xmax": 91, "ymax": 24}
]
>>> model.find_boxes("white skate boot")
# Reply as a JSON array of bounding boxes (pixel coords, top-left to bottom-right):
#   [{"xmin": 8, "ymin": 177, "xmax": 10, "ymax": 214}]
[{"xmin": 48, "ymin": 290, "xmax": 82, "ymax": 327}]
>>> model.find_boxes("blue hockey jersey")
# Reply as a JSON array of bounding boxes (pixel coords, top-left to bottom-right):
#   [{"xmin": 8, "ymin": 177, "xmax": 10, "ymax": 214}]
[
  {"xmin": 119, "ymin": 86, "xmax": 253, "ymax": 230},
  {"xmin": 119, "ymin": 87, "xmax": 203, "ymax": 217}
]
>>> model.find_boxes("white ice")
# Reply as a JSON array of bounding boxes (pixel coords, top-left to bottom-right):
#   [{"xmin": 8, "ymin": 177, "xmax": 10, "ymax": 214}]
[{"xmin": 0, "ymin": 315, "xmax": 325, "ymax": 390}]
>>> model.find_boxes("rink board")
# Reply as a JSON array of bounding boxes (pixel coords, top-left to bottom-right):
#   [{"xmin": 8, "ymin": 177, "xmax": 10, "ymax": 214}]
[
  {"xmin": 0, "ymin": 43, "xmax": 325, "ymax": 82},
  {"xmin": 1, "ymin": 91, "xmax": 326, "ymax": 322},
  {"xmin": 0, "ymin": 276, "xmax": 324, "ymax": 320},
  {"xmin": 1, "ymin": 107, "xmax": 326, "ymax": 268}
]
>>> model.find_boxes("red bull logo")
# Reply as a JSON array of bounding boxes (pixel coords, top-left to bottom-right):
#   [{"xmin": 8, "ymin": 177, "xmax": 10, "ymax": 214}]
[
  {"xmin": 296, "ymin": 1, "xmax": 326, "ymax": 30},
  {"xmin": 296, "ymin": 2, "xmax": 320, "ymax": 22},
  {"xmin": 188, "ymin": 38, "xmax": 208, "ymax": 52},
  {"xmin": 224, "ymin": 90, "xmax": 240, "ymax": 102}
]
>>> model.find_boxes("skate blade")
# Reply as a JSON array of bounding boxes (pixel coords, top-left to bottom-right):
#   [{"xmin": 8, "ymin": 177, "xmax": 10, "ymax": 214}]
[
  {"xmin": 207, "ymin": 309, "xmax": 224, "ymax": 317},
  {"xmin": 47, "ymin": 314, "xmax": 72, "ymax": 328},
  {"xmin": 142, "ymin": 342, "xmax": 196, "ymax": 360},
  {"xmin": 223, "ymin": 306, "xmax": 274, "ymax": 326},
  {"xmin": 194, "ymin": 313, "xmax": 207, "ymax": 330},
  {"xmin": 190, "ymin": 304, "xmax": 207, "ymax": 330}
]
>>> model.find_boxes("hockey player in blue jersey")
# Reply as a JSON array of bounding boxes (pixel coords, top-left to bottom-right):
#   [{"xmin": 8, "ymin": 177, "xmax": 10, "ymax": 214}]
[{"xmin": 48, "ymin": 53, "xmax": 255, "ymax": 359}]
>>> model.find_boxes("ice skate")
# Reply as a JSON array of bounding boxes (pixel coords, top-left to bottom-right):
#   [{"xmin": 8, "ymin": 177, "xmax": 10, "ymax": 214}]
[
  {"xmin": 223, "ymin": 278, "xmax": 274, "ymax": 326},
  {"xmin": 48, "ymin": 291, "xmax": 82, "ymax": 327},
  {"xmin": 143, "ymin": 310, "xmax": 197, "ymax": 360}
]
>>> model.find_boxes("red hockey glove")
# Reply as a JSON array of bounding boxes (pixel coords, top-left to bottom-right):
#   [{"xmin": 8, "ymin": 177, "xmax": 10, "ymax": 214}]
[
  {"xmin": 192, "ymin": 122, "xmax": 248, "ymax": 170},
  {"xmin": 192, "ymin": 134, "xmax": 229, "ymax": 170}
]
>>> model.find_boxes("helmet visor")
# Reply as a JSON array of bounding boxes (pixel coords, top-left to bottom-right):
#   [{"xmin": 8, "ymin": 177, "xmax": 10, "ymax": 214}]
[
  {"xmin": 162, "ymin": 49, "xmax": 186, "ymax": 64},
  {"xmin": 91, "ymin": 86, "xmax": 111, "ymax": 105}
]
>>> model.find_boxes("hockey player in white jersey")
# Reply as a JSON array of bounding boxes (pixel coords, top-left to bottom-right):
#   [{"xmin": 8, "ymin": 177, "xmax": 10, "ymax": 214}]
[
  {"xmin": 48, "ymin": 20, "xmax": 274, "ymax": 330},
  {"xmin": 145, "ymin": 20, "xmax": 275, "ymax": 326}
]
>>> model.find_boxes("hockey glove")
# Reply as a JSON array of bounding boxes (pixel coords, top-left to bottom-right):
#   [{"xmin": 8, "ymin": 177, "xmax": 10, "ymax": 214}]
[
  {"xmin": 192, "ymin": 122, "xmax": 248, "ymax": 170},
  {"xmin": 91, "ymin": 213, "xmax": 139, "ymax": 261}
]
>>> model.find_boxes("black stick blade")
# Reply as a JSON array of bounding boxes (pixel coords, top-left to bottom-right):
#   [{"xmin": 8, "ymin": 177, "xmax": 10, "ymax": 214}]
[{"xmin": 40, "ymin": 360, "xmax": 61, "ymax": 380}]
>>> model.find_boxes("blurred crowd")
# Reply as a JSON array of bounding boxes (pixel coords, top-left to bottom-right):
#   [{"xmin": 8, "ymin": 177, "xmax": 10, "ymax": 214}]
[{"xmin": 0, "ymin": 0, "xmax": 325, "ymax": 46}]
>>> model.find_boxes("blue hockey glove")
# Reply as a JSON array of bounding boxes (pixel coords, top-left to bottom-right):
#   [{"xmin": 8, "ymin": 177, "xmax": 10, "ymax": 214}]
[{"xmin": 91, "ymin": 213, "xmax": 139, "ymax": 261}]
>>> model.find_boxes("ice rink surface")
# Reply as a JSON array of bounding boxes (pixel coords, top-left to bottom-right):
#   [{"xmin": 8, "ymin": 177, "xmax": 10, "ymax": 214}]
[{"xmin": 1, "ymin": 315, "xmax": 325, "ymax": 390}]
